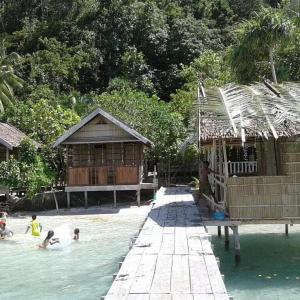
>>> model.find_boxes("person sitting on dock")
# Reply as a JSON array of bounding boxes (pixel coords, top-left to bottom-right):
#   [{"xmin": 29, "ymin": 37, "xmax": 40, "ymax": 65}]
[
  {"xmin": 73, "ymin": 228, "xmax": 80, "ymax": 240},
  {"xmin": 39, "ymin": 230, "xmax": 60, "ymax": 249},
  {"xmin": 25, "ymin": 215, "xmax": 42, "ymax": 237}
]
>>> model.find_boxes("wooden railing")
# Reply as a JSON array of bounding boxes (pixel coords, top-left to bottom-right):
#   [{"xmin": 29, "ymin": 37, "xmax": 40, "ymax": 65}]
[
  {"xmin": 223, "ymin": 161, "xmax": 257, "ymax": 175},
  {"xmin": 67, "ymin": 165, "xmax": 139, "ymax": 186}
]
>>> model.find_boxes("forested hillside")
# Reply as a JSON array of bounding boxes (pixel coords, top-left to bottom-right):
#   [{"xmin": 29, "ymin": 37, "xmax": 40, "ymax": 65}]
[{"xmin": 0, "ymin": 0, "xmax": 299, "ymax": 193}]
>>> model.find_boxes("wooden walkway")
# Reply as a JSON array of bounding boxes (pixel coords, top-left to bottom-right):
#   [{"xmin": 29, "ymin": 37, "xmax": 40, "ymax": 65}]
[{"xmin": 104, "ymin": 187, "xmax": 229, "ymax": 300}]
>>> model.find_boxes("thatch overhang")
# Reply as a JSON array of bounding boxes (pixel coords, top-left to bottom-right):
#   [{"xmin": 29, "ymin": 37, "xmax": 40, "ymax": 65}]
[
  {"xmin": 0, "ymin": 123, "xmax": 40, "ymax": 150},
  {"xmin": 186, "ymin": 81, "xmax": 300, "ymax": 147},
  {"xmin": 53, "ymin": 108, "xmax": 154, "ymax": 148}
]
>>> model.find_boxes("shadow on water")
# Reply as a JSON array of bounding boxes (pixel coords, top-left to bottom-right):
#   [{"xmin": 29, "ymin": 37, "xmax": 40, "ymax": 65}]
[{"xmin": 212, "ymin": 231, "xmax": 300, "ymax": 300}]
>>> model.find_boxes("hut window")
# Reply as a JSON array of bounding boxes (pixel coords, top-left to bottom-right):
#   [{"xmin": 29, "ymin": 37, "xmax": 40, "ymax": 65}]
[{"xmin": 96, "ymin": 117, "xmax": 107, "ymax": 124}]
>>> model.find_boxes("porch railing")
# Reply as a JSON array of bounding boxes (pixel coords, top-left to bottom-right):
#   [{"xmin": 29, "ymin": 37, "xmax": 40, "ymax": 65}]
[
  {"xmin": 67, "ymin": 165, "xmax": 140, "ymax": 186},
  {"xmin": 223, "ymin": 161, "xmax": 257, "ymax": 175}
]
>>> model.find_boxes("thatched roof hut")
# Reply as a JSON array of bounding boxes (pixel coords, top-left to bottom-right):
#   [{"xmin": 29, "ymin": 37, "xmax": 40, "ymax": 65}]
[
  {"xmin": 0, "ymin": 123, "xmax": 40, "ymax": 162},
  {"xmin": 188, "ymin": 81, "xmax": 300, "ymax": 221},
  {"xmin": 186, "ymin": 81, "xmax": 300, "ymax": 145}
]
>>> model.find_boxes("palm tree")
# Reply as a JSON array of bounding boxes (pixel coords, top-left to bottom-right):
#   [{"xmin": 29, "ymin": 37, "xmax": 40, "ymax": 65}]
[
  {"xmin": 230, "ymin": 7, "xmax": 295, "ymax": 84},
  {"xmin": 0, "ymin": 42, "xmax": 23, "ymax": 112}
]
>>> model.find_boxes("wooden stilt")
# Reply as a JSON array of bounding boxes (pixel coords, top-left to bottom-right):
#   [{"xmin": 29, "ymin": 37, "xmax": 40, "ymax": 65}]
[
  {"xmin": 225, "ymin": 226, "xmax": 229, "ymax": 250},
  {"xmin": 67, "ymin": 192, "xmax": 70, "ymax": 209},
  {"xmin": 114, "ymin": 190, "xmax": 117, "ymax": 208},
  {"xmin": 218, "ymin": 226, "xmax": 222, "ymax": 238},
  {"xmin": 137, "ymin": 189, "xmax": 141, "ymax": 207},
  {"xmin": 233, "ymin": 226, "xmax": 240, "ymax": 263},
  {"xmin": 84, "ymin": 191, "xmax": 88, "ymax": 209},
  {"xmin": 285, "ymin": 224, "xmax": 289, "ymax": 235}
]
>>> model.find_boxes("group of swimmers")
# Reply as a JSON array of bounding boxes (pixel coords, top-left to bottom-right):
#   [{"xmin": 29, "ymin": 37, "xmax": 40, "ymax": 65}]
[{"xmin": 0, "ymin": 213, "xmax": 80, "ymax": 249}]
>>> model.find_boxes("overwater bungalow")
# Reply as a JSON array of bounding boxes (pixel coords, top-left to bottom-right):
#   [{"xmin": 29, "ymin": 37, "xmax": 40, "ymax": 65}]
[
  {"xmin": 53, "ymin": 108, "xmax": 157, "ymax": 208},
  {"xmin": 191, "ymin": 82, "xmax": 300, "ymax": 221},
  {"xmin": 185, "ymin": 81, "xmax": 300, "ymax": 260}
]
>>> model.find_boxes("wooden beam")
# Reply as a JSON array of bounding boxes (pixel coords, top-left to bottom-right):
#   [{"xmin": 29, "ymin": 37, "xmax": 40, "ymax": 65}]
[
  {"xmin": 84, "ymin": 191, "xmax": 88, "ymax": 208},
  {"xmin": 114, "ymin": 190, "xmax": 117, "ymax": 208},
  {"xmin": 222, "ymin": 140, "xmax": 229, "ymax": 178},
  {"xmin": 67, "ymin": 192, "xmax": 70, "ymax": 209},
  {"xmin": 6, "ymin": 148, "xmax": 9, "ymax": 161},
  {"xmin": 137, "ymin": 189, "xmax": 141, "ymax": 207}
]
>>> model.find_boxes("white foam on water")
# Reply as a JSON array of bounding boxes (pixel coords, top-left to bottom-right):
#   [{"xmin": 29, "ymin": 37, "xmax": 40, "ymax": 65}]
[{"xmin": 47, "ymin": 224, "xmax": 72, "ymax": 250}]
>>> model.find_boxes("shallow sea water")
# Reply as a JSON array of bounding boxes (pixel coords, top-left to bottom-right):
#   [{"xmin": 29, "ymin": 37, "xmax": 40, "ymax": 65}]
[
  {"xmin": 0, "ymin": 205, "xmax": 149, "ymax": 300},
  {"xmin": 209, "ymin": 224, "xmax": 300, "ymax": 300}
]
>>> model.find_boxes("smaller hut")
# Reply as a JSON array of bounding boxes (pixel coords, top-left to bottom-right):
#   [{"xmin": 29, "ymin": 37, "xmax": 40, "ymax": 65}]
[
  {"xmin": 0, "ymin": 122, "xmax": 40, "ymax": 197},
  {"xmin": 54, "ymin": 108, "xmax": 157, "ymax": 207}
]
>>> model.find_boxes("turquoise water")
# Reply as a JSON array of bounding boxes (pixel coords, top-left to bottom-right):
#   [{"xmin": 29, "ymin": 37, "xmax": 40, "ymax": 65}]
[
  {"xmin": 211, "ymin": 225, "xmax": 300, "ymax": 300},
  {"xmin": 0, "ymin": 207, "xmax": 148, "ymax": 300}
]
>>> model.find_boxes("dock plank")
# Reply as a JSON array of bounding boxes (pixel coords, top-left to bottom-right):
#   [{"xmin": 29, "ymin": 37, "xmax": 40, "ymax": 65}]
[
  {"xmin": 171, "ymin": 254, "xmax": 190, "ymax": 294},
  {"xmin": 106, "ymin": 253, "xmax": 143, "ymax": 298},
  {"xmin": 151, "ymin": 254, "xmax": 173, "ymax": 294},
  {"xmin": 130, "ymin": 254, "xmax": 157, "ymax": 294},
  {"xmin": 160, "ymin": 233, "xmax": 175, "ymax": 254},
  {"xmin": 205, "ymin": 255, "xmax": 227, "ymax": 294},
  {"xmin": 189, "ymin": 255, "xmax": 213, "ymax": 294}
]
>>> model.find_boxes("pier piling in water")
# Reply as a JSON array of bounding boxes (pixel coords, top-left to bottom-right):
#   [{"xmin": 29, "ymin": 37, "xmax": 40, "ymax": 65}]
[
  {"xmin": 225, "ymin": 226, "xmax": 229, "ymax": 250},
  {"xmin": 233, "ymin": 226, "xmax": 241, "ymax": 263},
  {"xmin": 218, "ymin": 226, "xmax": 222, "ymax": 237},
  {"xmin": 285, "ymin": 224, "xmax": 289, "ymax": 235}
]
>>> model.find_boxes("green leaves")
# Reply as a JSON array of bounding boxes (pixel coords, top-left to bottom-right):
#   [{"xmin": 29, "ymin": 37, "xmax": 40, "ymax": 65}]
[
  {"xmin": 228, "ymin": 7, "xmax": 296, "ymax": 83},
  {"xmin": 0, "ymin": 44, "xmax": 24, "ymax": 112},
  {"xmin": 0, "ymin": 140, "xmax": 55, "ymax": 199}
]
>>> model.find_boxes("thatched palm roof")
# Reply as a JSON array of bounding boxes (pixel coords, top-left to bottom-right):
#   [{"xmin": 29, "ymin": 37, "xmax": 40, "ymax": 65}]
[
  {"xmin": 190, "ymin": 82, "xmax": 300, "ymax": 144},
  {"xmin": 0, "ymin": 123, "xmax": 40, "ymax": 150}
]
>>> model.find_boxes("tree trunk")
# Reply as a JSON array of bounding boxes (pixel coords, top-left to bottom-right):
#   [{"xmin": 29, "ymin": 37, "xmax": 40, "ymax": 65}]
[{"xmin": 269, "ymin": 46, "xmax": 278, "ymax": 84}]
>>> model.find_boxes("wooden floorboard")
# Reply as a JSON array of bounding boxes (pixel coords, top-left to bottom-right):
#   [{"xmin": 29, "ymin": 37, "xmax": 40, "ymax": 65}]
[{"xmin": 105, "ymin": 187, "xmax": 229, "ymax": 300}]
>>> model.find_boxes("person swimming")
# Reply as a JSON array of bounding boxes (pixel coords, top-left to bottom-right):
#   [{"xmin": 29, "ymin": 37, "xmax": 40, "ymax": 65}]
[
  {"xmin": 0, "ymin": 222, "xmax": 13, "ymax": 239},
  {"xmin": 73, "ymin": 228, "xmax": 79, "ymax": 240},
  {"xmin": 39, "ymin": 230, "xmax": 60, "ymax": 249}
]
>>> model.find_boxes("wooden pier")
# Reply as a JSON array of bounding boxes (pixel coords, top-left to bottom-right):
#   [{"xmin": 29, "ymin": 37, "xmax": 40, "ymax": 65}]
[{"xmin": 104, "ymin": 187, "xmax": 230, "ymax": 300}]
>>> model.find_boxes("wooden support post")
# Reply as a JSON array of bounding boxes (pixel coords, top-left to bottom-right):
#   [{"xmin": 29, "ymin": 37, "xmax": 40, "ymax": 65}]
[
  {"xmin": 137, "ymin": 189, "xmax": 141, "ymax": 207},
  {"xmin": 233, "ymin": 226, "xmax": 240, "ymax": 263},
  {"xmin": 67, "ymin": 192, "xmax": 70, "ymax": 209},
  {"xmin": 225, "ymin": 226, "xmax": 229, "ymax": 250},
  {"xmin": 113, "ymin": 190, "xmax": 117, "ymax": 208},
  {"xmin": 84, "ymin": 191, "xmax": 88, "ymax": 209},
  {"xmin": 217, "ymin": 226, "xmax": 222, "ymax": 238},
  {"xmin": 6, "ymin": 148, "xmax": 9, "ymax": 161},
  {"xmin": 285, "ymin": 224, "xmax": 289, "ymax": 236}
]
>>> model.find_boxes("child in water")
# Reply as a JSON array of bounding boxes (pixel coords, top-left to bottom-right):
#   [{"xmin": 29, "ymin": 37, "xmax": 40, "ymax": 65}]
[
  {"xmin": 0, "ymin": 222, "xmax": 13, "ymax": 239},
  {"xmin": 39, "ymin": 230, "xmax": 60, "ymax": 249},
  {"xmin": 73, "ymin": 228, "xmax": 80, "ymax": 240}
]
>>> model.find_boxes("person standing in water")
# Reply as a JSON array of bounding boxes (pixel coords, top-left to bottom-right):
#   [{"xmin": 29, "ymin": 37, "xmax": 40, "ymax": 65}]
[
  {"xmin": 39, "ymin": 230, "xmax": 60, "ymax": 249},
  {"xmin": 73, "ymin": 228, "xmax": 80, "ymax": 240},
  {"xmin": 25, "ymin": 215, "xmax": 42, "ymax": 237}
]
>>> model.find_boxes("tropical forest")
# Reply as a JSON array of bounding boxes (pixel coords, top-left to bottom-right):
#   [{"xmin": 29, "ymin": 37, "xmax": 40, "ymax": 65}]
[{"xmin": 0, "ymin": 0, "xmax": 299, "ymax": 196}]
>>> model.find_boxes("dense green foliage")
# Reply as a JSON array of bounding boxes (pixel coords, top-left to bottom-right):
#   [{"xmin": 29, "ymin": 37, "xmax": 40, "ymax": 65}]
[
  {"xmin": 0, "ymin": 0, "xmax": 299, "ymax": 195},
  {"xmin": 0, "ymin": 139, "xmax": 54, "ymax": 198}
]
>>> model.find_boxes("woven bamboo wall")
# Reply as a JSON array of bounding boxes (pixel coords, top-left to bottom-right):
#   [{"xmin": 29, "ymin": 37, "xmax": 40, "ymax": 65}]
[{"xmin": 228, "ymin": 139, "xmax": 300, "ymax": 219}]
